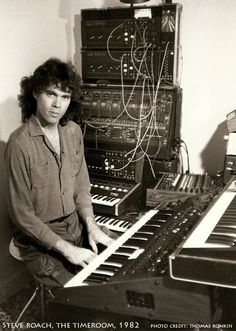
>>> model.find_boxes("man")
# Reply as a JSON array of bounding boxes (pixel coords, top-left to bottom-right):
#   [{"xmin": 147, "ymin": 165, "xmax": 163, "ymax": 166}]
[{"xmin": 5, "ymin": 58, "xmax": 114, "ymax": 287}]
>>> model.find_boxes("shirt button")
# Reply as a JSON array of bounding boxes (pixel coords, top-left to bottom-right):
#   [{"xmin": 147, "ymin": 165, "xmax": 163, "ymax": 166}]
[
  {"xmin": 65, "ymin": 211, "xmax": 68, "ymax": 216},
  {"xmin": 62, "ymin": 192, "xmax": 65, "ymax": 195}
]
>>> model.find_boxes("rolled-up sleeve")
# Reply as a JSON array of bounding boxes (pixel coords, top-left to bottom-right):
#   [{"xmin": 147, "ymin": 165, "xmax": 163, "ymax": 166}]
[{"xmin": 5, "ymin": 141, "xmax": 60, "ymax": 250}]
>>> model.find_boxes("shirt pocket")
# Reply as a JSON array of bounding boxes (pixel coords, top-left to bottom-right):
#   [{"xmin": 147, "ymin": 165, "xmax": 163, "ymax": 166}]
[
  {"xmin": 30, "ymin": 161, "xmax": 56, "ymax": 188},
  {"xmin": 70, "ymin": 149, "xmax": 82, "ymax": 177}
]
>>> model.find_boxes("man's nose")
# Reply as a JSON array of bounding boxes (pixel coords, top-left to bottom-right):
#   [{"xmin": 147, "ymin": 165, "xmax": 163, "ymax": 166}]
[{"xmin": 53, "ymin": 97, "xmax": 61, "ymax": 108}]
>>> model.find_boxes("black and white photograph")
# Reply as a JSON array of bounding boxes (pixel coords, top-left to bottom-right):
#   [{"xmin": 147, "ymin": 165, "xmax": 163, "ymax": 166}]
[{"xmin": 0, "ymin": 0, "xmax": 236, "ymax": 330}]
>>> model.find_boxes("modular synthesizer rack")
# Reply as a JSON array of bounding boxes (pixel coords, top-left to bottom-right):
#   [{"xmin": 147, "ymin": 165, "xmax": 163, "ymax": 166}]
[
  {"xmin": 81, "ymin": 84, "xmax": 182, "ymax": 160},
  {"xmin": 72, "ymin": 2, "xmax": 183, "ymax": 216},
  {"xmin": 79, "ymin": 3, "xmax": 182, "ymax": 85}
]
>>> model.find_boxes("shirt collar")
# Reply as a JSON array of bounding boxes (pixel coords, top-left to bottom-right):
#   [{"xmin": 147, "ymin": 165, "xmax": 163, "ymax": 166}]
[
  {"xmin": 28, "ymin": 115, "xmax": 65, "ymax": 154},
  {"xmin": 28, "ymin": 115, "xmax": 44, "ymax": 137},
  {"xmin": 28, "ymin": 115, "xmax": 62, "ymax": 137}
]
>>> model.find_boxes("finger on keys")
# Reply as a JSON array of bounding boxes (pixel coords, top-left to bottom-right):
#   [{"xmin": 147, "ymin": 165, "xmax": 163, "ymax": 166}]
[
  {"xmin": 80, "ymin": 261, "xmax": 87, "ymax": 268},
  {"xmin": 89, "ymin": 238, "xmax": 98, "ymax": 254}
]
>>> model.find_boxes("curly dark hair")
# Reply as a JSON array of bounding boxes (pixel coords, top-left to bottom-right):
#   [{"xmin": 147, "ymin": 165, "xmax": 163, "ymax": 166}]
[{"xmin": 18, "ymin": 58, "xmax": 81, "ymax": 125}]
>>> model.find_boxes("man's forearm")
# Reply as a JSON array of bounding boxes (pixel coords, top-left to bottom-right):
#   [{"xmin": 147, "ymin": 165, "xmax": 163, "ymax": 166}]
[
  {"xmin": 83, "ymin": 215, "xmax": 98, "ymax": 233},
  {"xmin": 54, "ymin": 237, "xmax": 75, "ymax": 258}
]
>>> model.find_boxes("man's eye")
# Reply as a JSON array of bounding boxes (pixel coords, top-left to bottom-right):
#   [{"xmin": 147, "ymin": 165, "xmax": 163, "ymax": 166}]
[
  {"xmin": 46, "ymin": 92, "xmax": 54, "ymax": 97},
  {"xmin": 63, "ymin": 95, "xmax": 71, "ymax": 100}
]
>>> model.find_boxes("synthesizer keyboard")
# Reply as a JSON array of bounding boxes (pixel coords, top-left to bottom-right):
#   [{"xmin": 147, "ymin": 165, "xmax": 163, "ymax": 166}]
[
  {"xmin": 146, "ymin": 172, "xmax": 213, "ymax": 207},
  {"xmin": 95, "ymin": 214, "xmax": 133, "ymax": 233},
  {"xmin": 91, "ymin": 178, "xmax": 142, "ymax": 216},
  {"xmin": 51, "ymin": 197, "xmax": 217, "ymax": 324},
  {"xmin": 65, "ymin": 209, "xmax": 159, "ymax": 287},
  {"xmin": 169, "ymin": 177, "xmax": 236, "ymax": 288}
]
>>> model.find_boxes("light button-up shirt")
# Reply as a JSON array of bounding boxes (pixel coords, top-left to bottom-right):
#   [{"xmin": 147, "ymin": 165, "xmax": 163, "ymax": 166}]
[{"xmin": 5, "ymin": 115, "xmax": 94, "ymax": 249}]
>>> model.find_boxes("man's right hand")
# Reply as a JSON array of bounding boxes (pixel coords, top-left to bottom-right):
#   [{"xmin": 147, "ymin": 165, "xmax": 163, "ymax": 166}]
[{"xmin": 55, "ymin": 238, "xmax": 96, "ymax": 268}]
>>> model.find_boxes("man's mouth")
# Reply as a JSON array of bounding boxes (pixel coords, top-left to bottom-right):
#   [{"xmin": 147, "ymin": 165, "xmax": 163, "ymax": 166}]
[{"xmin": 50, "ymin": 112, "xmax": 60, "ymax": 116}]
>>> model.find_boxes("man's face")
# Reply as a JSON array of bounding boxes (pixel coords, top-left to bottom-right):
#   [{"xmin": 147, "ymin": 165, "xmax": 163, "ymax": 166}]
[{"xmin": 34, "ymin": 84, "xmax": 72, "ymax": 127}]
